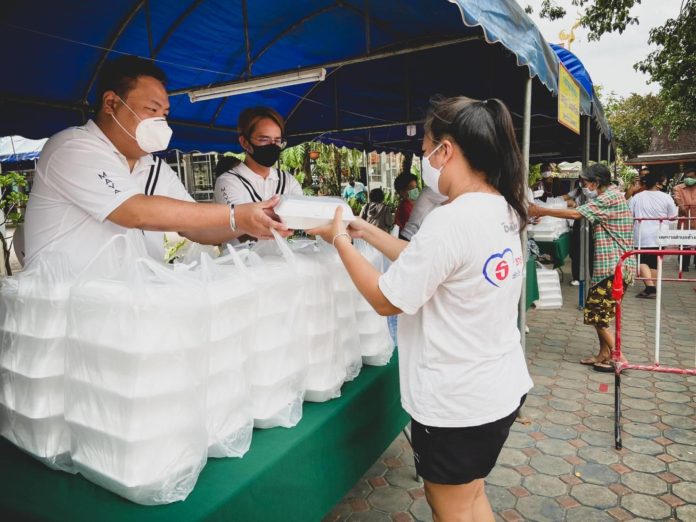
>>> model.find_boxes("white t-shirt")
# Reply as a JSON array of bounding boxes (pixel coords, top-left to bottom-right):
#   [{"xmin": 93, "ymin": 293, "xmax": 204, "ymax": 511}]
[
  {"xmin": 214, "ymin": 162, "xmax": 302, "ymax": 206},
  {"xmin": 378, "ymin": 193, "xmax": 533, "ymax": 427},
  {"xmin": 24, "ymin": 120, "xmax": 193, "ymax": 272},
  {"xmin": 401, "ymin": 187, "xmax": 448, "ymax": 240},
  {"xmin": 628, "ymin": 190, "xmax": 678, "ymax": 247}
]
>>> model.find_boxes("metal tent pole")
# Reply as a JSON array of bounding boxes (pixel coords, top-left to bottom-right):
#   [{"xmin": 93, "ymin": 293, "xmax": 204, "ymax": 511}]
[{"xmin": 519, "ymin": 77, "xmax": 532, "ymax": 354}]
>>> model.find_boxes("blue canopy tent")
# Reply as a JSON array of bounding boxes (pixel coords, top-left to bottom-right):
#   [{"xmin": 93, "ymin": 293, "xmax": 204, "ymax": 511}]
[
  {"xmin": 0, "ymin": 136, "xmax": 47, "ymax": 163},
  {"xmin": 0, "ymin": 0, "xmax": 610, "ymax": 162}
]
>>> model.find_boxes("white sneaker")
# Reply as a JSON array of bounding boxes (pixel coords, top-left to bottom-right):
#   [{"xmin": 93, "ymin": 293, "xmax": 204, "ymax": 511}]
[{"xmin": 570, "ymin": 280, "xmax": 580, "ymax": 286}]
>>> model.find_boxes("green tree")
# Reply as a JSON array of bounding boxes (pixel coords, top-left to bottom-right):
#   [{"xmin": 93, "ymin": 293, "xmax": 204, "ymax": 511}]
[
  {"xmin": 602, "ymin": 92, "xmax": 664, "ymax": 159},
  {"xmin": 1, "ymin": 171, "xmax": 29, "ymax": 275},
  {"xmin": 526, "ymin": 1, "xmax": 696, "ymax": 134}
]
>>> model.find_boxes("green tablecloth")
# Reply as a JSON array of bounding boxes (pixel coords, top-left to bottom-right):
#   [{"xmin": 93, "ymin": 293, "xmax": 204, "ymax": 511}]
[
  {"xmin": 537, "ymin": 232, "xmax": 572, "ymax": 269},
  {"xmin": 525, "ymin": 257, "xmax": 539, "ymax": 310},
  {"xmin": 0, "ymin": 358, "xmax": 408, "ymax": 522}
]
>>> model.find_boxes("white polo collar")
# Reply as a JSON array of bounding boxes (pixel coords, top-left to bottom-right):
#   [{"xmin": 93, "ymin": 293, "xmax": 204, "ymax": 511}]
[
  {"xmin": 83, "ymin": 119, "xmax": 156, "ymax": 171},
  {"xmin": 236, "ymin": 161, "xmax": 279, "ymax": 182}
]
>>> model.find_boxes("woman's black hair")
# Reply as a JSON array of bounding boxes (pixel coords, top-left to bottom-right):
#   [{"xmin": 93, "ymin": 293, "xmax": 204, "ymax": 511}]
[
  {"xmin": 424, "ymin": 96, "xmax": 528, "ymax": 228},
  {"xmin": 369, "ymin": 187, "xmax": 385, "ymax": 203}
]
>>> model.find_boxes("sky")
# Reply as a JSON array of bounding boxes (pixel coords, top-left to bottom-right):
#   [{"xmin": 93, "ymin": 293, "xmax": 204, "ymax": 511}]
[{"xmin": 520, "ymin": 0, "xmax": 684, "ymax": 99}]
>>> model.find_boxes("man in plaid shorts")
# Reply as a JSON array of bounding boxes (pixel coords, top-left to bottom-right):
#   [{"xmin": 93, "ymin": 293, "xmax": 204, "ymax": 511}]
[{"xmin": 530, "ymin": 164, "xmax": 635, "ymax": 372}]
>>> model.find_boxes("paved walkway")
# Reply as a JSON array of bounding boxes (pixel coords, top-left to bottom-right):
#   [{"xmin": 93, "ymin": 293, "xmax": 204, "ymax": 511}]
[{"xmin": 324, "ymin": 258, "xmax": 696, "ymax": 522}]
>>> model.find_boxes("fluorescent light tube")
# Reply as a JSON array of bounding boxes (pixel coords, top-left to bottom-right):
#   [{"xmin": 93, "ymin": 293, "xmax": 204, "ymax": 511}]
[{"xmin": 188, "ymin": 67, "xmax": 326, "ymax": 102}]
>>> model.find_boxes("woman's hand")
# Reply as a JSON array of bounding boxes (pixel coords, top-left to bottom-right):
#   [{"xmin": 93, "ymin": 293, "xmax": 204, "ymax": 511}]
[
  {"xmin": 307, "ymin": 207, "xmax": 348, "ymax": 246},
  {"xmin": 347, "ymin": 216, "xmax": 370, "ymax": 239},
  {"xmin": 528, "ymin": 203, "xmax": 545, "ymax": 218}
]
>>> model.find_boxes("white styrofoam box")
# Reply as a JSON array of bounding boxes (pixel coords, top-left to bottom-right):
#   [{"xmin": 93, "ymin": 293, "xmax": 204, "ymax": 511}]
[
  {"xmin": 534, "ymin": 267, "xmax": 563, "ymax": 310},
  {"xmin": 0, "ymin": 402, "xmax": 70, "ymax": 462},
  {"xmin": 68, "ymin": 279, "xmax": 209, "ymax": 351},
  {"xmin": 274, "ymin": 195, "xmax": 355, "ymax": 230},
  {"xmin": 0, "ymin": 333, "xmax": 65, "ymax": 377},
  {"xmin": 304, "ymin": 361, "xmax": 345, "ymax": 403},
  {"xmin": 65, "ymin": 376, "xmax": 202, "ymax": 440},
  {"xmin": 66, "ymin": 339, "xmax": 208, "ymax": 397},
  {"xmin": 0, "ymin": 368, "xmax": 63, "ymax": 418},
  {"xmin": 0, "ymin": 278, "xmax": 71, "ymax": 339},
  {"xmin": 208, "ymin": 335, "xmax": 249, "ymax": 374},
  {"xmin": 246, "ymin": 340, "xmax": 307, "ymax": 385},
  {"xmin": 206, "ymin": 371, "xmax": 253, "ymax": 458},
  {"xmin": 250, "ymin": 370, "xmax": 304, "ymax": 427},
  {"xmin": 69, "ymin": 421, "xmax": 207, "ymax": 505}
]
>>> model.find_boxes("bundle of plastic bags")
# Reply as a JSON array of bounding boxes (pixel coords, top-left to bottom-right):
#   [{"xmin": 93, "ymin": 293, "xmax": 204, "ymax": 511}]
[
  {"xmin": 0, "ymin": 252, "xmax": 75, "ymax": 471},
  {"xmin": 65, "ymin": 233, "xmax": 210, "ymax": 505}
]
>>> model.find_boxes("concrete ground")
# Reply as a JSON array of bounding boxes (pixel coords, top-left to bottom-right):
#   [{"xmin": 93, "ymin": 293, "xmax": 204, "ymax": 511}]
[{"xmin": 323, "ymin": 257, "xmax": 696, "ymax": 522}]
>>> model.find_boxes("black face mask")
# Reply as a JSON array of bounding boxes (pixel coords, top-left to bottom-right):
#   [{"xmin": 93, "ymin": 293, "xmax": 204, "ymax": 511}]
[{"xmin": 248, "ymin": 143, "xmax": 282, "ymax": 167}]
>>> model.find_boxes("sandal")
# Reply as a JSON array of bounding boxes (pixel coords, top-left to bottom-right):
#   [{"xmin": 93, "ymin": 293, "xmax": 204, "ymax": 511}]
[
  {"xmin": 593, "ymin": 361, "xmax": 614, "ymax": 372},
  {"xmin": 580, "ymin": 356, "xmax": 600, "ymax": 366},
  {"xmin": 636, "ymin": 289, "xmax": 656, "ymax": 299}
]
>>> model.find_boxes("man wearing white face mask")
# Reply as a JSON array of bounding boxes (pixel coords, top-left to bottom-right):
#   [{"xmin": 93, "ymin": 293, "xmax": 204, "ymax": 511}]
[{"xmin": 25, "ymin": 56, "xmax": 289, "ymax": 271}]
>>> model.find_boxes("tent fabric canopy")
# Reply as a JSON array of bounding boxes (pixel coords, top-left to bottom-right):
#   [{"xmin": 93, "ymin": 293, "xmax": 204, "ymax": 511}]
[
  {"xmin": 1, "ymin": 0, "xmax": 609, "ymax": 159},
  {"xmin": 0, "ymin": 136, "xmax": 47, "ymax": 163}
]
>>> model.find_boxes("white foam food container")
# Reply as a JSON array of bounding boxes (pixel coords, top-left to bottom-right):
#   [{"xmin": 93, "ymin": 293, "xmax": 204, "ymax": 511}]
[{"xmin": 274, "ymin": 195, "xmax": 355, "ymax": 230}]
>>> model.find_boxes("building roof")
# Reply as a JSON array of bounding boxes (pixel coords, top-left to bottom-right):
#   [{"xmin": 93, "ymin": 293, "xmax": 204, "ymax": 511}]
[{"xmin": 626, "ymin": 127, "xmax": 696, "ymax": 166}]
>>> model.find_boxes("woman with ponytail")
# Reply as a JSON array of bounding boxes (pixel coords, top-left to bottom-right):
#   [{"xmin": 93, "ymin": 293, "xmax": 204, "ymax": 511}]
[{"xmin": 309, "ymin": 96, "xmax": 532, "ymax": 521}]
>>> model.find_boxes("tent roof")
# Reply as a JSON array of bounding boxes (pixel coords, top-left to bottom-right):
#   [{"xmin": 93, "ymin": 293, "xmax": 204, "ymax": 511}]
[{"xmin": 1, "ymin": 0, "xmax": 609, "ymax": 159}]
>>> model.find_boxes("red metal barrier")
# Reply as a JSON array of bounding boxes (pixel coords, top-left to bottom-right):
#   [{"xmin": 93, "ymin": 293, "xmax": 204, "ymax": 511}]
[{"xmin": 612, "ymin": 250, "xmax": 696, "ymax": 450}]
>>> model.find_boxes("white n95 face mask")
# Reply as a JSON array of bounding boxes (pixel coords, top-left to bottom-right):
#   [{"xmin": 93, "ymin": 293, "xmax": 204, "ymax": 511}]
[
  {"xmin": 422, "ymin": 143, "xmax": 444, "ymax": 196},
  {"xmin": 111, "ymin": 96, "xmax": 173, "ymax": 153}
]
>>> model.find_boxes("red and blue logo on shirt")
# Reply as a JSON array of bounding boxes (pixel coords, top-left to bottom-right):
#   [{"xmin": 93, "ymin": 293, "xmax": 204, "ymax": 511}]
[{"xmin": 482, "ymin": 248, "xmax": 514, "ymax": 288}]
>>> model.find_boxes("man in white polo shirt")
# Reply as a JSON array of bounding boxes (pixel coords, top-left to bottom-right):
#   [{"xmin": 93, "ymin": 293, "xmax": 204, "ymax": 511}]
[
  {"xmin": 213, "ymin": 106, "xmax": 302, "ymax": 208},
  {"xmin": 24, "ymin": 56, "xmax": 287, "ymax": 272}
]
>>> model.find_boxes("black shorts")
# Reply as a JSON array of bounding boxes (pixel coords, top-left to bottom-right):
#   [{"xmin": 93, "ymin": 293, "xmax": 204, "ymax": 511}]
[
  {"xmin": 410, "ymin": 395, "xmax": 526, "ymax": 485},
  {"xmin": 639, "ymin": 250, "xmax": 658, "ymax": 270}
]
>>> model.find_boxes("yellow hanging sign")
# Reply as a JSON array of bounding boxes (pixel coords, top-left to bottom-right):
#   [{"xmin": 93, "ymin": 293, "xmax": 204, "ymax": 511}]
[{"xmin": 558, "ymin": 63, "xmax": 580, "ymax": 135}]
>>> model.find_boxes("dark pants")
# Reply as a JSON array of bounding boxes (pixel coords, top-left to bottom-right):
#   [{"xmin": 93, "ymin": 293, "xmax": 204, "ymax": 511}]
[
  {"xmin": 682, "ymin": 252, "xmax": 694, "ymax": 271},
  {"xmin": 570, "ymin": 219, "xmax": 594, "ymax": 281}
]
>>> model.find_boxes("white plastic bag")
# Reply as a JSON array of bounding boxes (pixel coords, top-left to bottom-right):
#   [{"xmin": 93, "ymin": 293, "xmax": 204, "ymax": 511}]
[
  {"xmin": 290, "ymin": 240, "xmax": 347, "ymax": 401},
  {"xmin": 65, "ymin": 232, "xmax": 209, "ymax": 505},
  {"xmin": 0, "ymin": 251, "xmax": 75, "ymax": 471},
  {"xmin": 353, "ymin": 240, "xmax": 394, "ymax": 366},
  {"xmin": 195, "ymin": 253, "xmax": 255, "ymax": 458},
  {"xmin": 229, "ymin": 237, "xmax": 309, "ymax": 428}
]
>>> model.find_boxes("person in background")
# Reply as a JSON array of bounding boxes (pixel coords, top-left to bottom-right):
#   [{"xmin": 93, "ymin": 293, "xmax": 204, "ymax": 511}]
[
  {"xmin": 214, "ymin": 106, "xmax": 302, "ymax": 207},
  {"xmin": 393, "ymin": 172, "xmax": 419, "ymax": 234},
  {"xmin": 309, "ymin": 96, "xmax": 532, "ymax": 522},
  {"xmin": 359, "ymin": 188, "xmax": 394, "ymax": 232},
  {"xmin": 342, "ymin": 177, "xmax": 366, "ymax": 203},
  {"xmin": 24, "ymin": 56, "xmax": 288, "ymax": 273},
  {"xmin": 673, "ymin": 165, "xmax": 696, "ymax": 271},
  {"xmin": 400, "ymin": 186, "xmax": 448, "ymax": 241},
  {"xmin": 530, "ymin": 164, "xmax": 635, "ymax": 373},
  {"xmin": 562, "ymin": 172, "xmax": 595, "ymax": 285},
  {"xmin": 534, "ymin": 163, "xmax": 555, "ymax": 202},
  {"xmin": 625, "ymin": 166, "xmax": 649, "ymax": 201}
]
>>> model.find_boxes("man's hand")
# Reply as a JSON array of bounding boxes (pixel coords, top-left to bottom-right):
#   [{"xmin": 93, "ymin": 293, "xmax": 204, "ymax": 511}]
[
  {"xmin": 235, "ymin": 196, "xmax": 292, "ymax": 240},
  {"xmin": 528, "ymin": 203, "xmax": 545, "ymax": 218}
]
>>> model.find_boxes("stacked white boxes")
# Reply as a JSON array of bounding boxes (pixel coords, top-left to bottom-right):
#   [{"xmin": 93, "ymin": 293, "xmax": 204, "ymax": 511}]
[
  {"xmin": 528, "ymin": 197, "xmax": 570, "ymax": 242},
  {"xmin": 0, "ymin": 253, "xmax": 74, "ymax": 470},
  {"xmin": 534, "ymin": 265, "xmax": 563, "ymax": 310},
  {"xmin": 65, "ymin": 251, "xmax": 210, "ymax": 505}
]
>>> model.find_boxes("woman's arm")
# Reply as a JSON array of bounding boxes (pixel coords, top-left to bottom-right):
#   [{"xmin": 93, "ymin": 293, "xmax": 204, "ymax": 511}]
[{"xmin": 348, "ymin": 217, "xmax": 409, "ymax": 261}]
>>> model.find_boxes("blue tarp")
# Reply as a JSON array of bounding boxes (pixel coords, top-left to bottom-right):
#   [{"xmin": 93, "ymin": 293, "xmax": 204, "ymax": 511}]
[{"xmin": 0, "ymin": 0, "xmax": 609, "ymax": 159}]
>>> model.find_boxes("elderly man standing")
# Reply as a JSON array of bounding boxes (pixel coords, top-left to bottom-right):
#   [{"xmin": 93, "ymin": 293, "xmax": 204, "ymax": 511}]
[
  {"xmin": 25, "ymin": 55, "xmax": 288, "ymax": 272},
  {"xmin": 530, "ymin": 164, "xmax": 636, "ymax": 372},
  {"xmin": 673, "ymin": 166, "xmax": 696, "ymax": 272}
]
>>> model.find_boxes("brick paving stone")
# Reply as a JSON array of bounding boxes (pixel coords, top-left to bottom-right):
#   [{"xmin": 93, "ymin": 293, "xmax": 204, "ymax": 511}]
[
  {"xmin": 673, "ymin": 482, "xmax": 696, "ymax": 503},
  {"xmin": 583, "ymin": 416, "xmax": 614, "ymax": 432},
  {"xmin": 574, "ymin": 462, "xmax": 620, "ymax": 485},
  {"xmin": 556, "ymin": 495, "xmax": 580, "ymax": 509},
  {"xmin": 606, "ymin": 506, "xmax": 634, "ymax": 521},
  {"xmin": 621, "ymin": 471, "xmax": 669, "ymax": 495},
  {"xmin": 324, "ymin": 500, "xmax": 353, "ymax": 521},
  {"xmin": 498, "ymin": 509, "xmax": 523, "ymax": 522},
  {"xmin": 550, "ymin": 387, "xmax": 582, "ymax": 400},
  {"xmin": 608, "ymin": 483, "xmax": 632, "ymax": 496},
  {"xmin": 580, "ymin": 430, "xmax": 614, "ymax": 447},
  {"xmin": 666, "ymin": 443, "xmax": 696, "ymax": 462},
  {"xmin": 368, "ymin": 487, "xmax": 412, "ymax": 513},
  {"xmin": 384, "ymin": 467, "xmax": 420, "ymax": 490},
  {"xmin": 621, "ymin": 437, "xmax": 664, "ymax": 456},
  {"xmin": 349, "ymin": 511, "xmax": 392, "ymax": 522},
  {"xmin": 586, "ymin": 392, "xmax": 615, "ymax": 405},
  {"xmin": 621, "ymin": 386, "xmax": 654, "ymax": 400},
  {"xmin": 659, "ymin": 493, "xmax": 686, "ymax": 508},
  {"xmin": 621, "ymin": 422, "xmax": 662, "ymax": 439},
  {"xmin": 664, "ymin": 427, "xmax": 696, "ymax": 445},
  {"xmin": 529, "ymin": 431, "xmax": 546, "ymax": 441},
  {"xmin": 508, "ymin": 486, "xmax": 529, "ymax": 498},
  {"xmin": 621, "ymin": 409, "xmax": 659, "ymax": 423},
  {"xmin": 345, "ymin": 479, "xmax": 374, "ymax": 499},
  {"xmin": 408, "ymin": 498, "xmax": 432, "ymax": 522},
  {"xmin": 536, "ymin": 439, "xmax": 577, "ymax": 457},
  {"xmin": 622, "ymin": 398, "xmax": 656, "ymax": 411},
  {"xmin": 515, "ymin": 495, "xmax": 566, "ymax": 522},
  {"xmin": 391, "ymin": 512, "xmax": 414, "ymax": 522},
  {"xmin": 407, "ymin": 488, "xmax": 424, "ymax": 500},
  {"xmin": 522, "ymin": 474, "xmax": 567, "ymax": 497},
  {"xmin": 653, "ymin": 436, "xmax": 673, "ymax": 446},
  {"xmin": 522, "ymin": 447, "xmax": 541, "ymax": 457},
  {"xmin": 657, "ymin": 453, "xmax": 678, "ymax": 463},
  {"xmin": 497, "ymin": 448, "xmax": 528, "ymax": 467},
  {"xmin": 621, "ymin": 493, "xmax": 671, "ymax": 519},
  {"xmin": 485, "ymin": 485, "xmax": 517, "ymax": 511},
  {"xmin": 609, "ymin": 463, "xmax": 632, "ymax": 474},
  {"xmin": 487, "ymin": 467, "xmax": 523, "ymax": 488},
  {"xmin": 565, "ymin": 506, "xmax": 615, "ymax": 522},
  {"xmin": 350, "ymin": 498, "xmax": 370, "ymax": 512},
  {"xmin": 656, "ymin": 391, "xmax": 691, "ymax": 403},
  {"xmin": 366, "ymin": 461, "xmax": 388, "ymax": 478},
  {"xmin": 654, "ymin": 381, "xmax": 688, "ymax": 392},
  {"xmin": 676, "ymin": 505, "xmax": 696, "ymax": 522},
  {"xmin": 570, "ymin": 484, "xmax": 618, "ymax": 509},
  {"xmin": 548, "ymin": 399, "xmax": 583, "ymax": 412},
  {"xmin": 539, "ymin": 424, "xmax": 577, "ymax": 440},
  {"xmin": 515, "ymin": 465, "xmax": 536, "ymax": 477},
  {"xmin": 560, "ymin": 474, "xmax": 583, "ymax": 486},
  {"xmin": 545, "ymin": 411, "xmax": 581, "ymax": 426},
  {"xmin": 370, "ymin": 477, "xmax": 388, "ymax": 488},
  {"xmin": 384, "ymin": 457, "xmax": 403, "ymax": 469},
  {"xmin": 505, "ymin": 432, "xmax": 536, "ymax": 449},
  {"xmin": 661, "ymin": 413, "xmax": 696, "ymax": 429},
  {"xmin": 622, "ymin": 454, "xmax": 667, "ymax": 473},
  {"xmin": 577, "ymin": 446, "xmax": 620, "ymax": 465},
  {"xmin": 564, "ymin": 455, "xmax": 584, "ymax": 466}
]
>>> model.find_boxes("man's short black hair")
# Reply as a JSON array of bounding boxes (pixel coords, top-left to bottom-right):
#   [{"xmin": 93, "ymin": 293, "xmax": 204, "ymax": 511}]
[
  {"xmin": 369, "ymin": 187, "xmax": 385, "ymax": 203},
  {"xmin": 684, "ymin": 165, "xmax": 696, "ymax": 176},
  {"xmin": 95, "ymin": 55, "xmax": 167, "ymax": 112},
  {"xmin": 394, "ymin": 172, "xmax": 417, "ymax": 192}
]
